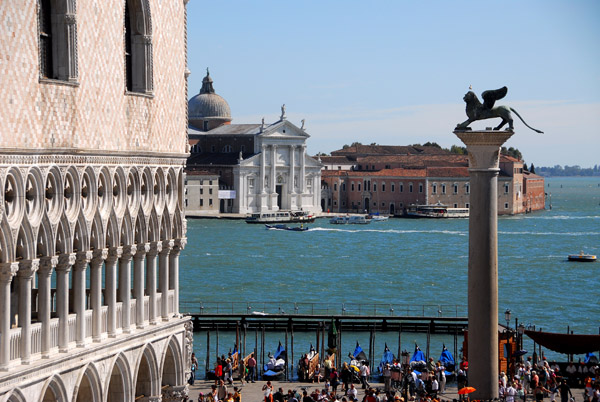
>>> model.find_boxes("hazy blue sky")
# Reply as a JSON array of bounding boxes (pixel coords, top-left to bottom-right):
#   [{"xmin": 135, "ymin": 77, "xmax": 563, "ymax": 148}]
[{"xmin": 187, "ymin": 1, "xmax": 599, "ymax": 167}]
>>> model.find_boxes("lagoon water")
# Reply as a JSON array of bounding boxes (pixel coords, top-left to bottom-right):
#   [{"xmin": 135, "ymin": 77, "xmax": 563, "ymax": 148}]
[{"xmin": 181, "ymin": 177, "xmax": 600, "ymax": 373}]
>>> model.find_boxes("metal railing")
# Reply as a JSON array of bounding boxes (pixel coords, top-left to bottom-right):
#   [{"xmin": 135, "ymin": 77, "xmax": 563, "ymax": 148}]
[{"xmin": 180, "ymin": 301, "xmax": 467, "ymax": 318}]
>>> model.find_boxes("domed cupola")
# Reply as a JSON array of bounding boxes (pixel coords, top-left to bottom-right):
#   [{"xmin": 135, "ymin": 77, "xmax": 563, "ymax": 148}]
[{"xmin": 188, "ymin": 69, "xmax": 232, "ymax": 131}]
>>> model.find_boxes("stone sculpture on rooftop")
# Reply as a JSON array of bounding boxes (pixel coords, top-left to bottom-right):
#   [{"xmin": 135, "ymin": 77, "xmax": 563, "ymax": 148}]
[{"xmin": 455, "ymin": 86, "xmax": 543, "ymax": 133}]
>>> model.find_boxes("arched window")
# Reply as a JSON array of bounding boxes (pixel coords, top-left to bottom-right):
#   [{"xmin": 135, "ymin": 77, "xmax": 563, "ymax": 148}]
[
  {"xmin": 124, "ymin": 0, "xmax": 153, "ymax": 94},
  {"xmin": 222, "ymin": 145, "xmax": 232, "ymax": 153},
  {"xmin": 38, "ymin": 0, "xmax": 78, "ymax": 82}
]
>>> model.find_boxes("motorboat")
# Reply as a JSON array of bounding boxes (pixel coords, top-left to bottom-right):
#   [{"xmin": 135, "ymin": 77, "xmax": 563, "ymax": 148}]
[
  {"xmin": 330, "ymin": 215, "xmax": 371, "ymax": 224},
  {"xmin": 405, "ymin": 203, "xmax": 469, "ymax": 218},
  {"xmin": 367, "ymin": 213, "xmax": 389, "ymax": 222},
  {"xmin": 568, "ymin": 251, "xmax": 596, "ymax": 262},
  {"xmin": 246, "ymin": 210, "xmax": 315, "ymax": 224},
  {"xmin": 265, "ymin": 224, "xmax": 309, "ymax": 231}
]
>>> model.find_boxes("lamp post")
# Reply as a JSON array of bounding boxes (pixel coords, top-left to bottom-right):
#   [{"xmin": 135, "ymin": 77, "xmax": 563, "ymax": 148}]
[{"xmin": 504, "ymin": 309, "xmax": 511, "ymax": 330}]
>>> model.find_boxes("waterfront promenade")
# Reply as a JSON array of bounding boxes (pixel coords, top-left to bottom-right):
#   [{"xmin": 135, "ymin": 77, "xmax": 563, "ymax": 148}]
[{"xmin": 188, "ymin": 378, "xmax": 590, "ymax": 402}]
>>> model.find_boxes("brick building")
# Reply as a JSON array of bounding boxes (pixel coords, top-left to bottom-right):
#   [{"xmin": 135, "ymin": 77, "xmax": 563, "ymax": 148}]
[{"xmin": 321, "ymin": 146, "xmax": 545, "ymax": 216}]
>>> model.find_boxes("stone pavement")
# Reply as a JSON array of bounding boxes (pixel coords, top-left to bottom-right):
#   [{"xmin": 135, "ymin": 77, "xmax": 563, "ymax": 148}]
[{"xmin": 188, "ymin": 379, "xmax": 589, "ymax": 402}]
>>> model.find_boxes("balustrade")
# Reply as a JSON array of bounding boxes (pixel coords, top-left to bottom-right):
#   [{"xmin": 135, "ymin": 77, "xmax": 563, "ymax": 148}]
[
  {"xmin": 10, "ymin": 327, "xmax": 21, "ymax": 361},
  {"xmin": 143, "ymin": 296, "xmax": 150, "ymax": 322},
  {"xmin": 85, "ymin": 310, "xmax": 93, "ymax": 339},
  {"xmin": 31, "ymin": 322, "xmax": 43, "ymax": 356}
]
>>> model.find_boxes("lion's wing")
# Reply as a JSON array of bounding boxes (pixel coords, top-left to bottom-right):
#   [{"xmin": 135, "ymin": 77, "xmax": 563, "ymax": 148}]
[{"xmin": 481, "ymin": 86, "xmax": 508, "ymax": 109}]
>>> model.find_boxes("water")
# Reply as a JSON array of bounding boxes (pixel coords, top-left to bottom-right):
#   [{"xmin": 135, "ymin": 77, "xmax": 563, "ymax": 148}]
[{"xmin": 180, "ymin": 177, "xmax": 600, "ymax": 373}]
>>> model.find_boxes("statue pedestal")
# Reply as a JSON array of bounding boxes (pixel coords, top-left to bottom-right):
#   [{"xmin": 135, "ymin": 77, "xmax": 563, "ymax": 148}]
[{"xmin": 454, "ymin": 129, "xmax": 513, "ymax": 400}]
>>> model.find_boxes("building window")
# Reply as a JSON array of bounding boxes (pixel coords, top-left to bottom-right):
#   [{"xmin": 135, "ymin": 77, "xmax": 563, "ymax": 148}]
[
  {"xmin": 222, "ymin": 145, "xmax": 232, "ymax": 153},
  {"xmin": 419, "ymin": 183, "xmax": 423, "ymax": 193},
  {"xmin": 409, "ymin": 183, "xmax": 413, "ymax": 193},
  {"xmin": 399, "ymin": 183, "xmax": 403, "ymax": 193},
  {"xmin": 358, "ymin": 183, "xmax": 361, "ymax": 192},
  {"xmin": 209, "ymin": 198, "xmax": 213, "ymax": 206},
  {"xmin": 453, "ymin": 184, "xmax": 458, "ymax": 194},
  {"xmin": 209, "ymin": 188, "xmax": 213, "ymax": 195},
  {"xmin": 334, "ymin": 183, "xmax": 337, "ymax": 191},
  {"xmin": 504, "ymin": 202, "xmax": 509, "ymax": 209},
  {"xmin": 466, "ymin": 183, "xmax": 470, "ymax": 194},
  {"xmin": 504, "ymin": 183, "xmax": 510, "ymax": 194},
  {"xmin": 38, "ymin": 0, "xmax": 78, "ymax": 82},
  {"xmin": 385, "ymin": 165, "xmax": 391, "ymax": 169},
  {"xmin": 391, "ymin": 183, "xmax": 395, "ymax": 192},
  {"xmin": 248, "ymin": 178, "xmax": 255, "ymax": 189},
  {"xmin": 211, "ymin": 145, "xmax": 216, "ymax": 152},
  {"xmin": 338, "ymin": 166, "xmax": 342, "ymax": 170},
  {"xmin": 465, "ymin": 203, "xmax": 470, "ymax": 208},
  {"xmin": 381, "ymin": 202, "xmax": 385, "ymax": 207},
  {"xmin": 342, "ymin": 183, "xmax": 346, "ymax": 192},
  {"xmin": 200, "ymin": 199, "xmax": 203, "ymax": 207},
  {"xmin": 432, "ymin": 184, "xmax": 437, "ymax": 194},
  {"xmin": 200, "ymin": 188, "xmax": 203, "ymax": 195},
  {"xmin": 373, "ymin": 183, "xmax": 377, "ymax": 192},
  {"xmin": 442, "ymin": 184, "xmax": 446, "ymax": 194},
  {"xmin": 454, "ymin": 203, "xmax": 458, "ymax": 208},
  {"xmin": 333, "ymin": 201, "xmax": 337, "ymax": 206},
  {"xmin": 125, "ymin": 0, "xmax": 153, "ymax": 94},
  {"xmin": 372, "ymin": 165, "xmax": 375, "ymax": 170},
  {"xmin": 342, "ymin": 201, "xmax": 346, "ymax": 206},
  {"xmin": 382, "ymin": 183, "xmax": 386, "ymax": 192},
  {"xmin": 351, "ymin": 183, "xmax": 355, "ymax": 192}
]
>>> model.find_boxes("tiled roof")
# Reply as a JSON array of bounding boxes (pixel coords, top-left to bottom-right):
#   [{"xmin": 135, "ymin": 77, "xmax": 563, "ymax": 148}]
[
  {"xmin": 358, "ymin": 154, "xmax": 468, "ymax": 167},
  {"xmin": 500, "ymin": 154, "xmax": 521, "ymax": 163},
  {"xmin": 322, "ymin": 168, "xmax": 427, "ymax": 178},
  {"xmin": 426, "ymin": 167, "xmax": 470, "ymax": 177},
  {"xmin": 318, "ymin": 156, "xmax": 355, "ymax": 164},
  {"xmin": 331, "ymin": 144, "xmax": 451, "ymax": 156}
]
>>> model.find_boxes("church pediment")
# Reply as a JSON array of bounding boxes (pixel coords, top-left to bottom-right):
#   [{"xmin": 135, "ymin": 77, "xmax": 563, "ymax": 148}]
[{"xmin": 259, "ymin": 120, "xmax": 310, "ymax": 139}]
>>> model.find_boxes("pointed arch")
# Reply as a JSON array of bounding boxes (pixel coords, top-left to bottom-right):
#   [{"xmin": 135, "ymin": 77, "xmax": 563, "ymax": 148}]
[
  {"xmin": 36, "ymin": 214, "xmax": 54, "ymax": 258},
  {"xmin": 73, "ymin": 362, "xmax": 102, "ymax": 402},
  {"xmin": 120, "ymin": 211, "xmax": 133, "ymax": 247},
  {"xmin": 147, "ymin": 208, "xmax": 159, "ymax": 243},
  {"xmin": 16, "ymin": 219, "xmax": 35, "ymax": 261},
  {"xmin": 39, "ymin": 374, "xmax": 69, "ymax": 402},
  {"xmin": 105, "ymin": 352, "xmax": 133, "ymax": 402},
  {"xmin": 160, "ymin": 335, "xmax": 184, "ymax": 388},
  {"xmin": 171, "ymin": 208, "xmax": 183, "ymax": 239},
  {"xmin": 134, "ymin": 209, "xmax": 147, "ymax": 245},
  {"xmin": 3, "ymin": 388, "xmax": 27, "ymax": 402},
  {"xmin": 105, "ymin": 212, "xmax": 120, "ymax": 249},
  {"xmin": 89, "ymin": 212, "xmax": 104, "ymax": 251},
  {"xmin": 55, "ymin": 214, "xmax": 72, "ymax": 255},
  {"xmin": 133, "ymin": 343, "xmax": 160, "ymax": 400},
  {"xmin": 158, "ymin": 209, "xmax": 171, "ymax": 242},
  {"xmin": 73, "ymin": 212, "xmax": 89, "ymax": 253}
]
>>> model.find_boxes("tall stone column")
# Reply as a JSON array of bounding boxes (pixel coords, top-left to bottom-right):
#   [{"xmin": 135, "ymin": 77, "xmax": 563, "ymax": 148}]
[
  {"xmin": 38, "ymin": 256, "xmax": 57, "ymax": 357},
  {"xmin": 147, "ymin": 242, "xmax": 161, "ymax": 325},
  {"xmin": 159, "ymin": 240, "xmax": 173, "ymax": 321},
  {"xmin": 271, "ymin": 144, "xmax": 277, "ymax": 195},
  {"xmin": 18, "ymin": 259, "xmax": 39, "ymax": 364},
  {"xmin": 260, "ymin": 145, "xmax": 266, "ymax": 194},
  {"xmin": 454, "ymin": 129, "xmax": 514, "ymax": 400},
  {"xmin": 134, "ymin": 243, "xmax": 150, "ymax": 329},
  {"xmin": 170, "ymin": 239, "xmax": 186, "ymax": 315},
  {"xmin": 90, "ymin": 249, "xmax": 107, "ymax": 342},
  {"xmin": 0, "ymin": 262, "xmax": 18, "ymax": 370},
  {"xmin": 119, "ymin": 244, "xmax": 136, "ymax": 334},
  {"xmin": 289, "ymin": 145, "xmax": 296, "ymax": 195},
  {"xmin": 300, "ymin": 145, "xmax": 306, "ymax": 194},
  {"xmin": 56, "ymin": 253, "xmax": 76, "ymax": 352},
  {"xmin": 74, "ymin": 251, "xmax": 92, "ymax": 347},
  {"xmin": 106, "ymin": 247, "xmax": 122, "ymax": 337}
]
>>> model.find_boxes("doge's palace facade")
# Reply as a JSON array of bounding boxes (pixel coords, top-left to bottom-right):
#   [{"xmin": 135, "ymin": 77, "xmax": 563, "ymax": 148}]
[{"xmin": 0, "ymin": 1, "xmax": 191, "ymax": 401}]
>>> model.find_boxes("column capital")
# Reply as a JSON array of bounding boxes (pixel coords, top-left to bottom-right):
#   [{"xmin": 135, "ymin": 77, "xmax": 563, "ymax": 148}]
[
  {"xmin": 174, "ymin": 238, "xmax": 187, "ymax": 250},
  {"xmin": 92, "ymin": 248, "xmax": 109, "ymax": 264},
  {"xmin": 107, "ymin": 246, "xmax": 123, "ymax": 263},
  {"xmin": 134, "ymin": 243, "xmax": 151, "ymax": 260},
  {"xmin": 0, "ymin": 262, "xmax": 19, "ymax": 282},
  {"xmin": 39, "ymin": 256, "xmax": 58, "ymax": 275},
  {"xmin": 74, "ymin": 251, "xmax": 93, "ymax": 270},
  {"xmin": 148, "ymin": 242, "xmax": 162, "ymax": 257},
  {"xmin": 121, "ymin": 244, "xmax": 138, "ymax": 260},
  {"xmin": 17, "ymin": 259, "xmax": 40, "ymax": 278},
  {"xmin": 56, "ymin": 253, "xmax": 76, "ymax": 272},
  {"xmin": 160, "ymin": 240, "xmax": 174, "ymax": 255}
]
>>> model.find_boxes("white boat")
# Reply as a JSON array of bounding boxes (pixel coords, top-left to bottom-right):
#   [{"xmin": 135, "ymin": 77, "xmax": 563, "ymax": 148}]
[
  {"xmin": 246, "ymin": 210, "xmax": 315, "ymax": 224},
  {"xmin": 367, "ymin": 214, "xmax": 389, "ymax": 222},
  {"xmin": 329, "ymin": 215, "xmax": 371, "ymax": 224},
  {"xmin": 568, "ymin": 251, "xmax": 597, "ymax": 262},
  {"xmin": 405, "ymin": 203, "xmax": 469, "ymax": 218}
]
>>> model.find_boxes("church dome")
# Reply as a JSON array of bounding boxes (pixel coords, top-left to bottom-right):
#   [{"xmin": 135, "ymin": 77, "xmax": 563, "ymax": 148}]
[{"xmin": 188, "ymin": 69, "xmax": 232, "ymax": 130}]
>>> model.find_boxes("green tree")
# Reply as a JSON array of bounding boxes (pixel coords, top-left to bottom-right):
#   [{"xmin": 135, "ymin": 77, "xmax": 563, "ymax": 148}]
[
  {"xmin": 529, "ymin": 163, "xmax": 536, "ymax": 174},
  {"xmin": 450, "ymin": 145, "xmax": 467, "ymax": 155},
  {"xmin": 422, "ymin": 141, "xmax": 442, "ymax": 149}
]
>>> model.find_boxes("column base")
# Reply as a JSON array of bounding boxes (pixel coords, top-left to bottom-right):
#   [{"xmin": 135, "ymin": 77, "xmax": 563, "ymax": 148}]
[
  {"xmin": 93, "ymin": 336, "xmax": 102, "ymax": 343},
  {"xmin": 59, "ymin": 347, "xmax": 69, "ymax": 353},
  {"xmin": 162, "ymin": 316, "xmax": 169, "ymax": 322},
  {"xmin": 108, "ymin": 333, "xmax": 117, "ymax": 338},
  {"xmin": 137, "ymin": 323, "xmax": 146, "ymax": 330}
]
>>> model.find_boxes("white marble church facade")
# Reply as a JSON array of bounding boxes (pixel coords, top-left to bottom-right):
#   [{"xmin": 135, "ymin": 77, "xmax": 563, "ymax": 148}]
[
  {"xmin": 0, "ymin": 1, "xmax": 191, "ymax": 401},
  {"xmin": 233, "ymin": 119, "xmax": 323, "ymax": 214}
]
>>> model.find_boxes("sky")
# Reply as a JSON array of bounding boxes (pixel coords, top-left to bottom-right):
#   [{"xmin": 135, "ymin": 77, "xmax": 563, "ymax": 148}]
[{"xmin": 186, "ymin": 0, "xmax": 600, "ymax": 168}]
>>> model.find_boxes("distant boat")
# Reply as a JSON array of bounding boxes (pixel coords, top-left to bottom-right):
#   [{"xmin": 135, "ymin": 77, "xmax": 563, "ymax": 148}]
[
  {"xmin": 330, "ymin": 215, "xmax": 371, "ymax": 224},
  {"xmin": 265, "ymin": 224, "xmax": 309, "ymax": 232},
  {"xmin": 367, "ymin": 213, "xmax": 389, "ymax": 222},
  {"xmin": 246, "ymin": 210, "xmax": 315, "ymax": 224},
  {"xmin": 404, "ymin": 203, "xmax": 469, "ymax": 218},
  {"xmin": 568, "ymin": 251, "xmax": 596, "ymax": 262}
]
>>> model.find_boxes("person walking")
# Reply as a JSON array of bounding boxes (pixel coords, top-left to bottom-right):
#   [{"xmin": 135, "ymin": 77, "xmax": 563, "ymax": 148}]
[
  {"xmin": 360, "ymin": 363, "xmax": 370, "ymax": 390},
  {"xmin": 247, "ymin": 353, "xmax": 257, "ymax": 383},
  {"xmin": 558, "ymin": 379, "xmax": 573, "ymax": 402}
]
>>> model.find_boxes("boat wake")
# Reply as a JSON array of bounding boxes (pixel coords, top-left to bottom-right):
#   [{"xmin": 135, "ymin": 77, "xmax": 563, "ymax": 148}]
[
  {"xmin": 499, "ymin": 230, "xmax": 599, "ymax": 236},
  {"xmin": 308, "ymin": 227, "xmax": 467, "ymax": 236}
]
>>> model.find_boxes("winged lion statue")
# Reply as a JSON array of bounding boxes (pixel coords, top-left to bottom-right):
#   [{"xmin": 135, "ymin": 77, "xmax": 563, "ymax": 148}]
[{"xmin": 455, "ymin": 86, "xmax": 543, "ymax": 133}]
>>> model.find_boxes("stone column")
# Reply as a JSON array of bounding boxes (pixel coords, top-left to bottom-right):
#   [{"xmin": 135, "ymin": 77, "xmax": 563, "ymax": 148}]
[
  {"xmin": 0, "ymin": 263, "xmax": 18, "ymax": 369},
  {"xmin": 38, "ymin": 256, "xmax": 57, "ymax": 357},
  {"xmin": 119, "ymin": 245, "xmax": 136, "ymax": 334},
  {"xmin": 106, "ymin": 247, "xmax": 122, "ymax": 337},
  {"xmin": 90, "ymin": 249, "xmax": 107, "ymax": 342},
  {"xmin": 134, "ymin": 243, "xmax": 150, "ymax": 329},
  {"xmin": 260, "ymin": 145, "xmax": 267, "ymax": 194},
  {"xmin": 170, "ymin": 239, "xmax": 186, "ymax": 315},
  {"xmin": 300, "ymin": 145, "xmax": 306, "ymax": 193},
  {"xmin": 147, "ymin": 242, "xmax": 161, "ymax": 325},
  {"xmin": 18, "ymin": 259, "xmax": 39, "ymax": 364},
  {"xmin": 74, "ymin": 251, "xmax": 92, "ymax": 347},
  {"xmin": 56, "ymin": 253, "xmax": 75, "ymax": 352},
  {"xmin": 289, "ymin": 145, "xmax": 296, "ymax": 195},
  {"xmin": 159, "ymin": 240, "xmax": 173, "ymax": 321},
  {"xmin": 271, "ymin": 144, "xmax": 277, "ymax": 195},
  {"xmin": 454, "ymin": 129, "xmax": 514, "ymax": 400}
]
